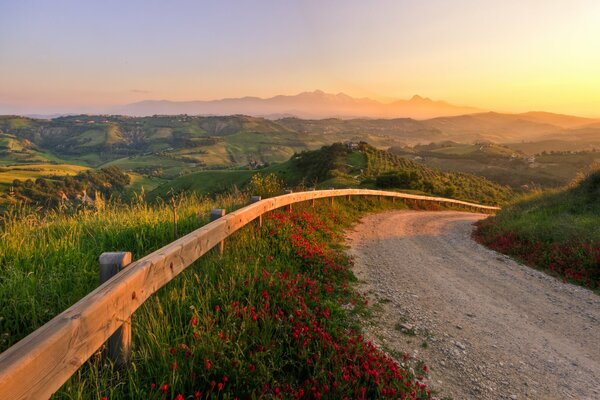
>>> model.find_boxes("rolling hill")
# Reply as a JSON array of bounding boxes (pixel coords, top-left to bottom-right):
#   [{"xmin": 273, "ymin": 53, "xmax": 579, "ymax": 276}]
[
  {"xmin": 1, "ymin": 113, "xmax": 600, "ymax": 192},
  {"xmin": 150, "ymin": 143, "xmax": 513, "ymax": 206}
]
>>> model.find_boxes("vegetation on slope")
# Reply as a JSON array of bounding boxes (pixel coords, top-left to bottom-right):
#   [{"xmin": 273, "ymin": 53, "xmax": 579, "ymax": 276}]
[
  {"xmin": 2, "ymin": 114, "xmax": 599, "ymax": 199},
  {"xmin": 390, "ymin": 142, "xmax": 600, "ymax": 189},
  {"xmin": 1, "ymin": 166, "xmax": 130, "ymax": 208},
  {"xmin": 151, "ymin": 143, "xmax": 513, "ymax": 206},
  {"xmin": 0, "ymin": 195, "xmax": 433, "ymax": 399},
  {"xmin": 474, "ymin": 171, "xmax": 600, "ymax": 290}
]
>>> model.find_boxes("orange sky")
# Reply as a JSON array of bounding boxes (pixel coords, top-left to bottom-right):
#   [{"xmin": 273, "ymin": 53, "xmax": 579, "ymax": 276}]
[{"xmin": 1, "ymin": 1, "xmax": 599, "ymax": 117}]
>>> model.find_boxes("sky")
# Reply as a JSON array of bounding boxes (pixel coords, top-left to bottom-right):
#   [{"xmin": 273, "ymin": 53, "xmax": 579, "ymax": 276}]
[{"xmin": 1, "ymin": 0, "xmax": 599, "ymax": 117}]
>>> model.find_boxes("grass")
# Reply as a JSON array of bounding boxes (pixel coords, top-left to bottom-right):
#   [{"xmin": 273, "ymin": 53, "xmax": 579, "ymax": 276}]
[
  {"xmin": 474, "ymin": 172, "xmax": 600, "ymax": 290},
  {"xmin": 0, "ymin": 195, "xmax": 437, "ymax": 399},
  {"xmin": 126, "ymin": 173, "xmax": 168, "ymax": 195},
  {"xmin": 149, "ymin": 170, "xmax": 255, "ymax": 199},
  {"xmin": 0, "ymin": 164, "xmax": 89, "ymax": 188},
  {"xmin": 0, "ymin": 193, "xmax": 245, "ymax": 353}
]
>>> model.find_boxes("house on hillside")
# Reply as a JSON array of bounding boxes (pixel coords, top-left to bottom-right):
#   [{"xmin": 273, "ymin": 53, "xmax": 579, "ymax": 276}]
[{"xmin": 345, "ymin": 141, "xmax": 359, "ymax": 150}]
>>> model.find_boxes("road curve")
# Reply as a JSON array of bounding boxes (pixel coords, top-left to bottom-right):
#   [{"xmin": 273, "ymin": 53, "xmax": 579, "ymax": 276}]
[{"xmin": 346, "ymin": 211, "xmax": 600, "ymax": 400}]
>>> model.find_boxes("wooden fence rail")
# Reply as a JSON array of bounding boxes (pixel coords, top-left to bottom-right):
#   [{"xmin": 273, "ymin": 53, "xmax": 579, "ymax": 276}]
[{"xmin": 0, "ymin": 189, "xmax": 499, "ymax": 399}]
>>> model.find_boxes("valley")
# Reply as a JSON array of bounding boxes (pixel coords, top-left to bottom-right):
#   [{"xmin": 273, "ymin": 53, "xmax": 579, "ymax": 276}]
[{"xmin": 1, "ymin": 111, "xmax": 600, "ymax": 202}]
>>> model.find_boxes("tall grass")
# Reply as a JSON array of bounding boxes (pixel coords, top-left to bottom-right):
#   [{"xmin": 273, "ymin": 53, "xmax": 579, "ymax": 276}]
[
  {"xmin": 474, "ymin": 173, "xmax": 600, "ymax": 289},
  {"xmin": 1, "ymin": 194, "xmax": 435, "ymax": 399},
  {"xmin": 0, "ymin": 192, "xmax": 247, "ymax": 352}
]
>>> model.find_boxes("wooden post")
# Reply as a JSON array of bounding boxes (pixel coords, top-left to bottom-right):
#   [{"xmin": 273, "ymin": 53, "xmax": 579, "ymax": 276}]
[
  {"xmin": 284, "ymin": 189, "xmax": 293, "ymax": 212},
  {"xmin": 99, "ymin": 252, "xmax": 132, "ymax": 367},
  {"xmin": 251, "ymin": 196, "xmax": 262, "ymax": 227},
  {"xmin": 170, "ymin": 196, "xmax": 178, "ymax": 239},
  {"xmin": 210, "ymin": 209, "xmax": 226, "ymax": 254},
  {"xmin": 309, "ymin": 187, "xmax": 316, "ymax": 206}
]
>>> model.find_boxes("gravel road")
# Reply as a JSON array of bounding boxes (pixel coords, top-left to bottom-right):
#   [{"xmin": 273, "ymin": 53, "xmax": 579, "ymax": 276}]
[{"xmin": 346, "ymin": 210, "xmax": 600, "ymax": 400}]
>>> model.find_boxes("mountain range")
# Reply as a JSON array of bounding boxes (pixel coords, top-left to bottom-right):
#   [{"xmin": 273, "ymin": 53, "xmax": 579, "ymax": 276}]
[{"xmin": 112, "ymin": 90, "xmax": 482, "ymax": 119}]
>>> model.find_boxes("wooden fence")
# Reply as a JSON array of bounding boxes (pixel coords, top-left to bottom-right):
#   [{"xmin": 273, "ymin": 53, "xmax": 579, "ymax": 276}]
[{"xmin": 0, "ymin": 189, "xmax": 499, "ymax": 399}]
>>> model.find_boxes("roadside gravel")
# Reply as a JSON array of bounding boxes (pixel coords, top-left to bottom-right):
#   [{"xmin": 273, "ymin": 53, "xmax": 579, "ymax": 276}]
[{"xmin": 346, "ymin": 210, "xmax": 600, "ymax": 400}]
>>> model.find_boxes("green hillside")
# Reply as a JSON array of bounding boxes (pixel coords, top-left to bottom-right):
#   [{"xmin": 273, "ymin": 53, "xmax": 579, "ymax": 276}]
[
  {"xmin": 151, "ymin": 143, "xmax": 513, "ymax": 205},
  {"xmin": 391, "ymin": 142, "xmax": 600, "ymax": 189},
  {"xmin": 475, "ymin": 171, "xmax": 600, "ymax": 289},
  {"xmin": 1, "ymin": 114, "xmax": 599, "ymax": 191}
]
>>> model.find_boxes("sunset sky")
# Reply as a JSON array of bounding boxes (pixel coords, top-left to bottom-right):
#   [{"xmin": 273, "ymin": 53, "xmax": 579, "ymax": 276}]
[{"xmin": 1, "ymin": 0, "xmax": 599, "ymax": 116}]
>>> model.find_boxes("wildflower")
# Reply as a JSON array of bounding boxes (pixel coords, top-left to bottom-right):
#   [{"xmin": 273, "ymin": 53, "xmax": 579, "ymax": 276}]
[{"xmin": 161, "ymin": 384, "xmax": 168, "ymax": 393}]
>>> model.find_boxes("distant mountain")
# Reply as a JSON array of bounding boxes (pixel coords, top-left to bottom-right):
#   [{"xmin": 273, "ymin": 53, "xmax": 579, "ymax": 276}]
[{"xmin": 112, "ymin": 90, "xmax": 482, "ymax": 119}]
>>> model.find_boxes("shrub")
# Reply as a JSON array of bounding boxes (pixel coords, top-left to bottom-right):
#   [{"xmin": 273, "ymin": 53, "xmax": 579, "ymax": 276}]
[{"xmin": 248, "ymin": 173, "xmax": 284, "ymax": 198}]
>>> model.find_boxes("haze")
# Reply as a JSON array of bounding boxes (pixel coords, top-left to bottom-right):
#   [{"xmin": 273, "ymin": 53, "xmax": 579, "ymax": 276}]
[{"xmin": 1, "ymin": 0, "xmax": 599, "ymax": 117}]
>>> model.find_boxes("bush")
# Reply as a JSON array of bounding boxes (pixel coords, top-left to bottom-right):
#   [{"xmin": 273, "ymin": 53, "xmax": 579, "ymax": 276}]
[
  {"xmin": 248, "ymin": 173, "xmax": 284, "ymax": 198},
  {"xmin": 375, "ymin": 170, "xmax": 423, "ymax": 190}
]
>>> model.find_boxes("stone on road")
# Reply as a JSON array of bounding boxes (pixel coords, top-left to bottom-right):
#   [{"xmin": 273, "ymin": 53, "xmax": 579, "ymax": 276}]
[{"xmin": 346, "ymin": 210, "xmax": 600, "ymax": 400}]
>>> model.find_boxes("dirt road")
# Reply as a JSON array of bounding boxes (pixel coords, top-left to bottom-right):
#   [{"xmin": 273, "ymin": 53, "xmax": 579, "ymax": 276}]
[{"xmin": 346, "ymin": 211, "xmax": 600, "ymax": 400}]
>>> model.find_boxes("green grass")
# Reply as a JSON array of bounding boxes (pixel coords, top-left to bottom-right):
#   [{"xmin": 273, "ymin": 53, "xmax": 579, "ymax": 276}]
[
  {"xmin": 0, "ymin": 164, "xmax": 89, "ymax": 188},
  {"xmin": 149, "ymin": 170, "xmax": 255, "ymax": 198},
  {"xmin": 101, "ymin": 156, "xmax": 194, "ymax": 179},
  {"xmin": 126, "ymin": 173, "xmax": 168, "ymax": 195},
  {"xmin": 0, "ymin": 193, "xmax": 245, "ymax": 353},
  {"xmin": 0, "ymin": 195, "xmax": 436, "ymax": 399},
  {"xmin": 474, "ymin": 172, "xmax": 600, "ymax": 289}
]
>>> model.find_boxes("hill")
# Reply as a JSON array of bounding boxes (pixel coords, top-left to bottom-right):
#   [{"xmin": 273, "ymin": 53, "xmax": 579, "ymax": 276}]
[
  {"xmin": 389, "ymin": 142, "xmax": 600, "ymax": 189},
  {"xmin": 474, "ymin": 171, "xmax": 600, "ymax": 290},
  {"xmin": 0, "ymin": 166, "xmax": 130, "ymax": 208},
  {"xmin": 2, "ymin": 113, "xmax": 600, "ymax": 168},
  {"xmin": 2, "ymin": 113, "xmax": 600, "ymax": 193},
  {"xmin": 151, "ymin": 143, "xmax": 513, "ymax": 205}
]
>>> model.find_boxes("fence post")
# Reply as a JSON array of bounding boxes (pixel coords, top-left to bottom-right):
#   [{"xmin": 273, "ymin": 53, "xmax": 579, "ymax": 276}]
[
  {"xmin": 99, "ymin": 252, "xmax": 132, "ymax": 367},
  {"xmin": 309, "ymin": 187, "xmax": 316, "ymax": 206},
  {"xmin": 328, "ymin": 188, "xmax": 334, "ymax": 206},
  {"xmin": 210, "ymin": 209, "xmax": 227, "ymax": 254},
  {"xmin": 284, "ymin": 189, "xmax": 293, "ymax": 212},
  {"xmin": 170, "ymin": 197, "xmax": 178, "ymax": 240},
  {"xmin": 251, "ymin": 195, "xmax": 262, "ymax": 227}
]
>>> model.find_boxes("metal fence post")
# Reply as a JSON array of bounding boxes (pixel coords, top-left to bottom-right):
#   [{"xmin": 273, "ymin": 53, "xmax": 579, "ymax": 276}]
[{"xmin": 99, "ymin": 252, "xmax": 132, "ymax": 367}]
